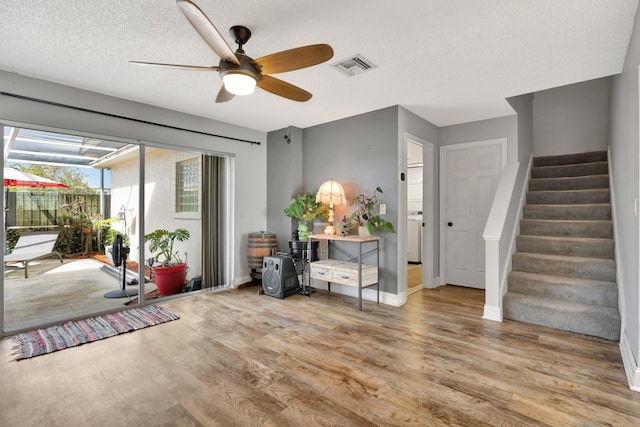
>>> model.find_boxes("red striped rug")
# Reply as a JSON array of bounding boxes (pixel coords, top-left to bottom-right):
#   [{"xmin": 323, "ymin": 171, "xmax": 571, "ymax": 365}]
[{"xmin": 12, "ymin": 305, "xmax": 179, "ymax": 360}]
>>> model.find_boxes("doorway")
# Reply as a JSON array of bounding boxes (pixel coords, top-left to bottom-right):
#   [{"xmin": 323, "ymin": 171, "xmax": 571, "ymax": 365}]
[
  {"xmin": 439, "ymin": 139, "xmax": 506, "ymax": 289},
  {"xmin": 400, "ymin": 134, "xmax": 434, "ymax": 299},
  {"xmin": 407, "ymin": 141, "xmax": 423, "ymax": 296},
  {"xmin": 2, "ymin": 123, "xmax": 231, "ymax": 335}
]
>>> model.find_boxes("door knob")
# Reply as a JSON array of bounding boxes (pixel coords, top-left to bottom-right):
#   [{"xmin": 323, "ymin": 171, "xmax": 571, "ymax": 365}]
[{"xmin": 447, "ymin": 222, "xmax": 453, "ymax": 227}]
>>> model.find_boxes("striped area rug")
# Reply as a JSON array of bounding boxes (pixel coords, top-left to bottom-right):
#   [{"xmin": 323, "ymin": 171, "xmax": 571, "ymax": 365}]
[{"xmin": 12, "ymin": 305, "xmax": 179, "ymax": 360}]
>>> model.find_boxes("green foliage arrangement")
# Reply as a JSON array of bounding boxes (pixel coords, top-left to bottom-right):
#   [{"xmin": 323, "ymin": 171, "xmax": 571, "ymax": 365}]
[
  {"xmin": 349, "ymin": 187, "xmax": 395, "ymax": 235},
  {"xmin": 284, "ymin": 190, "xmax": 329, "ymax": 223},
  {"xmin": 144, "ymin": 228, "xmax": 190, "ymax": 266}
]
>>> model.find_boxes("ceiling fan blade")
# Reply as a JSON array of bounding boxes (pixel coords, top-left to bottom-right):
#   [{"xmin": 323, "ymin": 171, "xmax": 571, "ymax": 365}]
[
  {"xmin": 257, "ymin": 75, "xmax": 312, "ymax": 102},
  {"xmin": 130, "ymin": 61, "xmax": 219, "ymax": 71},
  {"xmin": 215, "ymin": 85, "xmax": 235, "ymax": 103},
  {"xmin": 254, "ymin": 44, "xmax": 334, "ymax": 75},
  {"xmin": 176, "ymin": 0, "xmax": 240, "ymax": 65}
]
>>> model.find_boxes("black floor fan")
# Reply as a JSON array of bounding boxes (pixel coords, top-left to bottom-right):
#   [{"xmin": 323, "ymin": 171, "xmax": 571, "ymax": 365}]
[{"xmin": 104, "ymin": 234, "xmax": 139, "ymax": 298}]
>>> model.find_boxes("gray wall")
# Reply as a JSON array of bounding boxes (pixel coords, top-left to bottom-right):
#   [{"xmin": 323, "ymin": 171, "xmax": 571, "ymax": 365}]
[
  {"xmin": 507, "ymin": 93, "xmax": 534, "ymax": 164},
  {"xmin": 440, "ymin": 115, "xmax": 518, "ymax": 162},
  {"xmin": 303, "ymin": 106, "xmax": 400, "ymax": 293},
  {"xmin": 610, "ymin": 8, "xmax": 640, "ymax": 365},
  {"xmin": 266, "ymin": 126, "xmax": 304, "ymax": 252},
  {"xmin": 533, "ymin": 77, "xmax": 612, "ymax": 156}
]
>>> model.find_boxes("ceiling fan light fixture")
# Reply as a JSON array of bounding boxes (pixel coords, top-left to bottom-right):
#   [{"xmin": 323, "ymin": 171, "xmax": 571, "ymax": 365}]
[{"xmin": 222, "ymin": 72, "xmax": 257, "ymax": 95}]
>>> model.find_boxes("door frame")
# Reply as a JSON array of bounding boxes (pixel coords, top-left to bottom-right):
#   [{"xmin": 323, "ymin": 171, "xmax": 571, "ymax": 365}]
[
  {"xmin": 398, "ymin": 133, "xmax": 435, "ymax": 301},
  {"xmin": 438, "ymin": 138, "xmax": 507, "ymax": 287}
]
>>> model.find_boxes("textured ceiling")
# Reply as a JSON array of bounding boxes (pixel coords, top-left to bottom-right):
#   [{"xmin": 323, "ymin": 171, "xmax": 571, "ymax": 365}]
[{"xmin": 0, "ymin": 0, "xmax": 637, "ymax": 132}]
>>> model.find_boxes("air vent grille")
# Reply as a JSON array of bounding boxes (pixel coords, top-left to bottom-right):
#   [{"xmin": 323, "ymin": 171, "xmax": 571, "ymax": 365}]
[{"xmin": 332, "ymin": 54, "xmax": 377, "ymax": 77}]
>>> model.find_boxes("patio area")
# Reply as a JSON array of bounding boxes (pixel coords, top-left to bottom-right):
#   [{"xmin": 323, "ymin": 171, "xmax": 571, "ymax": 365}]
[{"xmin": 4, "ymin": 257, "xmax": 156, "ymax": 331}]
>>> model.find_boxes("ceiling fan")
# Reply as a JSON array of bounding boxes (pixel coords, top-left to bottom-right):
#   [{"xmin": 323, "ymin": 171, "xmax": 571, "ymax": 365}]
[{"xmin": 131, "ymin": 0, "xmax": 334, "ymax": 103}]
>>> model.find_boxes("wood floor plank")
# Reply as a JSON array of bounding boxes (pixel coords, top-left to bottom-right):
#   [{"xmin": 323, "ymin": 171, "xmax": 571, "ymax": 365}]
[{"xmin": 2, "ymin": 285, "xmax": 640, "ymax": 426}]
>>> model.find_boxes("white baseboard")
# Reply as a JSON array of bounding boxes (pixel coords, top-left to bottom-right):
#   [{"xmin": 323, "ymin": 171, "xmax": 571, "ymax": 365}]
[
  {"xmin": 310, "ymin": 280, "xmax": 404, "ymax": 307},
  {"xmin": 233, "ymin": 275, "xmax": 252, "ymax": 288},
  {"xmin": 620, "ymin": 331, "xmax": 640, "ymax": 392},
  {"xmin": 482, "ymin": 304, "xmax": 502, "ymax": 322}
]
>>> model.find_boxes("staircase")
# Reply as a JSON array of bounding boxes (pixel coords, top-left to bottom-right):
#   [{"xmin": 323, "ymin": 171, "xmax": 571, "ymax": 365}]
[{"xmin": 503, "ymin": 151, "xmax": 620, "ymax": 340}]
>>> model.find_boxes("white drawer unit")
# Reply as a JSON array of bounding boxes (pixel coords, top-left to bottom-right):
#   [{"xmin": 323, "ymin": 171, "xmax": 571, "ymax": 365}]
[
  {"xmin": 310, "ymin": 260, "xmax": 378, "ymax": 287},
  {"xmin": 332, "ymin": 261, "xmax": 378, "ymax": 287},
  {"xmin": 309, "ymin": 259, "xmax": 342, "ymax": 281}
]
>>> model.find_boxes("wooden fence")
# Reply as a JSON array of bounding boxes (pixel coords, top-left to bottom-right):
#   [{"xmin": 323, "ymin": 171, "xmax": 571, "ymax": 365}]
[{"xmin": 5, "ymin": 188, "xmax": 111, "ymax": 229}]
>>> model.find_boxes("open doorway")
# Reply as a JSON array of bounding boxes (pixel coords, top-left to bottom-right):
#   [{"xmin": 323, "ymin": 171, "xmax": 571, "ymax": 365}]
[
  {"xmin": 2, "ymin": 125, "xmax": 141, "ymax": 331},
  {"xmin": 401, "ymin": 134, "xmax": 435, "ymax": 300},
  {"xmin": 2, "ymin": 124, "xmax": 230, "ymax": 334},
  {"xmin": 407, "ymin": 141, "xmax": 423, "ymax": 296}
]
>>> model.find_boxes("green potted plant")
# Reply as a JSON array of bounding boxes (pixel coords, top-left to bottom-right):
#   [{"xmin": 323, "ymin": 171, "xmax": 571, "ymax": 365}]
[
  {"xmin": 284, "ymin": 190, "xmax": 329, "ymax": 241},
  {"xmin": 349, "ymin": 187, "xmax": 395, "ymax": 236},
  {"xmin": 144, "ymin": 228, "xmax": 190, "ymax": 295}
]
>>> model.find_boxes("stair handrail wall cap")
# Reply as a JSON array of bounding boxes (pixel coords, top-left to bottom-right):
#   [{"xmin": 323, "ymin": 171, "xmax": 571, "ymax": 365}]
[{"xmin": 483, "ymin": 162, "xmax": 520, "ymax": 240}]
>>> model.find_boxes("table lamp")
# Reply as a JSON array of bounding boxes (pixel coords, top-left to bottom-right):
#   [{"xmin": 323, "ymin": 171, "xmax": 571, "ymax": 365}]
[{"xmin": 316, "ymin": 180, "xmax": 347, "ymax": 235}]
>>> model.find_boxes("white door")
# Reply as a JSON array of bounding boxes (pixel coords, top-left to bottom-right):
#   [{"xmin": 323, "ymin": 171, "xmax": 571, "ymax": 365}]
[{"xmin": 445, "ymin": 144, "xmax": 502, "ymax": 288}]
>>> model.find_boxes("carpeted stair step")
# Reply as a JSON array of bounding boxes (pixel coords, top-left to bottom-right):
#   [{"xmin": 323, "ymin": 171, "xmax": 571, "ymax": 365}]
[
  {"xmin": 523, "ymin": 203, "xmax": 611, "ymax": 220},
  {"xmin": 526, "ymin": 188, "xmax": 610, "ymax": 204},
  {"xmin": 529, "ymin": 174, "xmax": 609, "ymax": 191},
  {"xmin": 507, "ymin": 271, "xmax": 618, "ymax": 307},
  {"xmin": 520, "ymin": 219, "xmax": 612, "ymax": 238},
  {"xmin": 531, "ymin": 161, "xmax": 608, "ymax": 179},
  {"xmin": 503, "ymin": 292, "xmax": 620, "ymax": 340},
  {"xmin": 512, "ymin": 252, "xmax": 615, "ymax": 282},
  {"xmin": 532, "ymin": 150, "xmax": 607, "ymax": 167},
  {"xmin": 516, "ymin": 235, "xmax": 614, "ymax": 259}
]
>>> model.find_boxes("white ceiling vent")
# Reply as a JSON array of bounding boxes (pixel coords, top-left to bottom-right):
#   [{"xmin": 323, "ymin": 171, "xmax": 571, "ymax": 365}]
[{"xmin": 332, "ymin": 54, "xmax": 377, "ymax": 77}]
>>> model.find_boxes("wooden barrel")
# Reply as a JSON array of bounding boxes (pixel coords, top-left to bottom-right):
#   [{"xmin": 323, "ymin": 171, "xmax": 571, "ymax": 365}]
[{"xmin": 247, "ymin": 232, "xmax": 277, "ymax": 269}]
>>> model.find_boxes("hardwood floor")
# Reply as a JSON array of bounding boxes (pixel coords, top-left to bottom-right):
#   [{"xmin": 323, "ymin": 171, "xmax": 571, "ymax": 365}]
[{"xmin": 1, "ymin": 285, "xmax": 639, "ymax": 426}]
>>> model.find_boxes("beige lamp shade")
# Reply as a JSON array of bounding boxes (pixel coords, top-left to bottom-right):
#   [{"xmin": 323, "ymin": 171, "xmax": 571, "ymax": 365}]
[
  {"xmin": 316, "ymin": 180, "xmax": 347, "ymax": 206},
  {"xmin": 317, "ymin": 180, "xmax": 346, "ymax": 234}
]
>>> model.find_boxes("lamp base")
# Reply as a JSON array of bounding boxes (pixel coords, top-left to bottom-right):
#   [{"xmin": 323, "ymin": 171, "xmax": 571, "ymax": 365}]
[{"xmin": 324, "ymin": 225, "xmax": 337, "ymax": 235}]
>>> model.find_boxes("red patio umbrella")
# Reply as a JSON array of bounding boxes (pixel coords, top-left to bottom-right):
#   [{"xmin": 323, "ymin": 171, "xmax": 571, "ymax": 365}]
[
  {"xmin": 4, "ymin": 168, "xmax": 69, "ymax": 229},
  {"xmin": 4, "ymin": 167, "xmax": 69, "ymax": 188}
]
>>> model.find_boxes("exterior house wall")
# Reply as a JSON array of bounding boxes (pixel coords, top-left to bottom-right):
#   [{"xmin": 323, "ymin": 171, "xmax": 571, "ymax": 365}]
[
  {"xmin": 142, "ymin": 149, "xmax": 202, "ymax": 280},
  {"xmin": 109, "ymin": 153, "xmax": 141, "ymax": 260},
  {"xmin": 109, "ymin": 148, "xmax": 203, "ymax": 280}
]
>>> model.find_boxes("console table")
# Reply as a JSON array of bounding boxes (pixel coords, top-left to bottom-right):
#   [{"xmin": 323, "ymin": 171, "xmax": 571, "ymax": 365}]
[{"xmin": 308, "ymin": 234, "xmax": 380, "ymax": 311}]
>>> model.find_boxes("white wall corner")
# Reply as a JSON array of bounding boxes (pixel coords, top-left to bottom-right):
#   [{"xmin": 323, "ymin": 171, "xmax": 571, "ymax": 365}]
[{"xmin": 620, "ymin": 331, "xmax": 640, "ymax": 392}]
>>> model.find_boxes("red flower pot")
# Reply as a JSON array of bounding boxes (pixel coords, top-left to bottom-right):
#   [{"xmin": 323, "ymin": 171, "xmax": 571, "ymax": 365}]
[{"xmin": 152, "ymin": 263, "xmax": 187, "ymax": 296}]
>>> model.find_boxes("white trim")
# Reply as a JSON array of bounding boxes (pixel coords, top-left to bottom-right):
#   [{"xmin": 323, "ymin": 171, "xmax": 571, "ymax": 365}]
[
  {"xmin": 620, "ymin": 331, "xmax": 640, "ymax": 391},
  {"xmin": 310, "ymin": 281, "xmax": 405, "ymax": 307},
  {"xmin": 225, "ymin": 156, "xmax": 236, "ymax": 288},
  {"xmin": 397, "ymin": 135, "xmax": 408, "ymax": 299},
  {"xmin": 608, "ymin": 146, "xmax": 625, "ymax": 338},
  {"xmin": 439, "ymin": 138, "xmax": 507, "ymax": 287},
  {"xmin": 483, "ymin": 304, "xmax": 502, "ymax": 322},
  {"xmin": 233, "ymin": 275, "xmax": 251, "ymax": 288}
]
